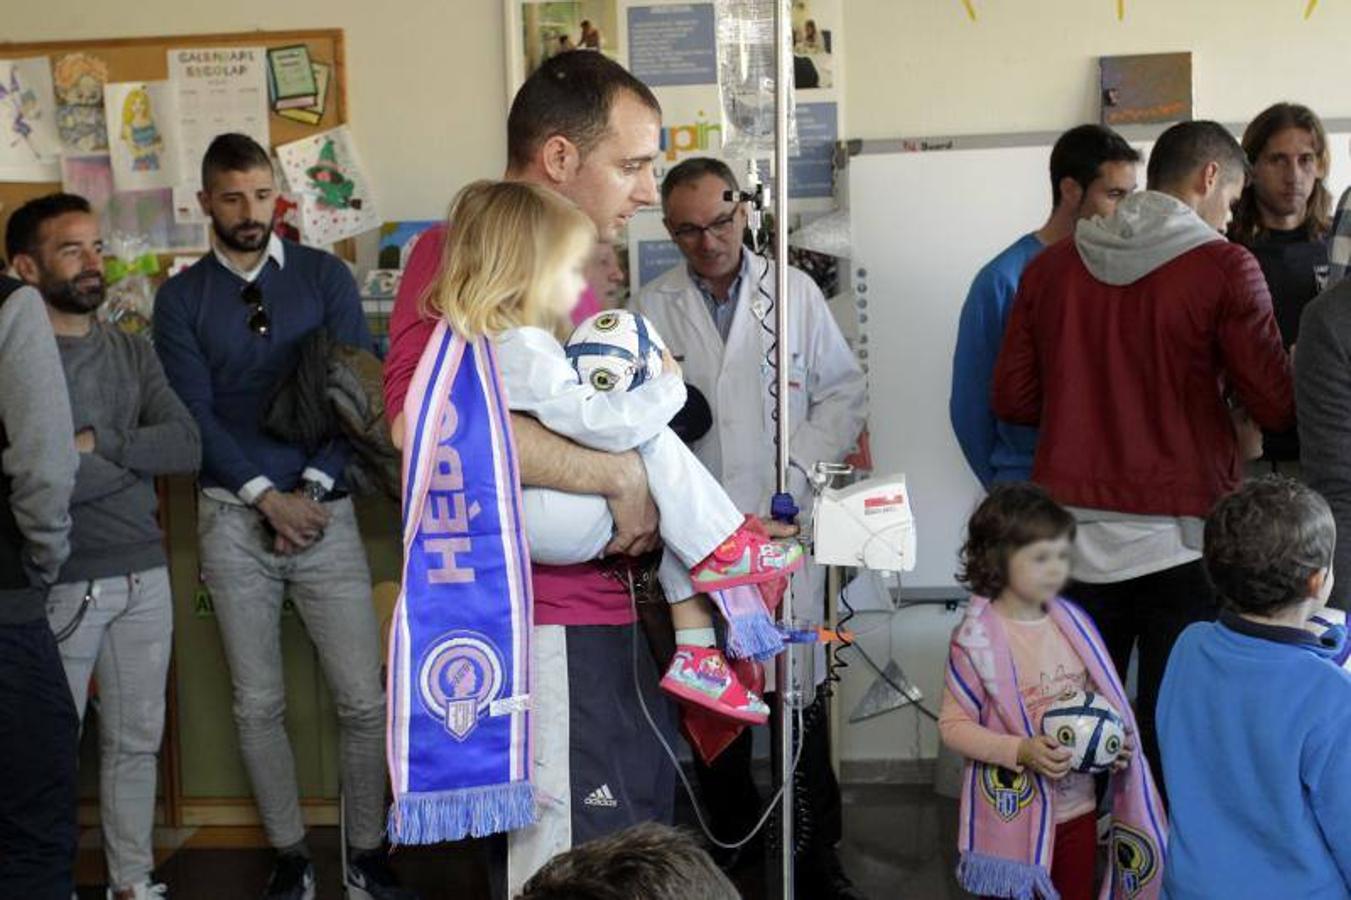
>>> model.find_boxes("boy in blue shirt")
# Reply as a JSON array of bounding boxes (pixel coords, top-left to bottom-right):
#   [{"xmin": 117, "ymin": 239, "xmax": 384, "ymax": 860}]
[
  {"xmin": 1157, "ymin": 476, "xmax": 1351, "ymax": 899},
  {"xmin": 949, "ymin": 124, "xmax": 1139, "ymax": 486}
]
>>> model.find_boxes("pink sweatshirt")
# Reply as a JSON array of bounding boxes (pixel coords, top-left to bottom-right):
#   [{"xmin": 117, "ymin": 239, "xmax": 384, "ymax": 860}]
[{"xmin": 939, "ymin": 607, "xmax": 1096, "ymax": 823}]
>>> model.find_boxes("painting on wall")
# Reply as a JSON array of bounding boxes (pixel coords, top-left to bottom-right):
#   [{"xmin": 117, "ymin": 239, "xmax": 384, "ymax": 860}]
[
  {"xmin": 103, "ymin": 80, "xmax": 182, "ymax": 191},
  {"xmin": 0, "ymin": 58, "xmax": 61, "ymax": 181},
  {"xmin": 276, "ymin": 126, "xmax": 380, "ymax": 245},
  {"xmin": 53, "ymin": 52, "xmax": 110, "ymax": 154},
  {"xmin": 1099, "ymin": 52, "xmax": 1192, "ymax": 126}
]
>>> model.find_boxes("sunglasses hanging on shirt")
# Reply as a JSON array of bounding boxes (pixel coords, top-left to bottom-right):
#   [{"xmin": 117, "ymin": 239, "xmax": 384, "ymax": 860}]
[{"xmin": 241, "ymin": 282, "xmax": 271, "ymax": 336}]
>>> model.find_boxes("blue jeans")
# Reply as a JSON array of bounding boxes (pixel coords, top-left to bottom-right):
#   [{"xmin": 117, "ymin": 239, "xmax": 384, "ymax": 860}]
[
  {"xmin": 198, "ymin": 495, "xmax": 386, "ymax": 850},
  {"xmin": 0, "ymin": 617, "xmax": 79, "ymax": 899}
]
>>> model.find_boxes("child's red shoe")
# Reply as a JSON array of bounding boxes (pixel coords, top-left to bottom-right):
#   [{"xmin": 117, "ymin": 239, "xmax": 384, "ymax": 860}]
[
  {"xmin": 660, "ymin": 645, "xmax": 770, "ymax": 725},
  {"xmin": 690, "ymin": 521, "xmax": 805, "ymax": 593}
]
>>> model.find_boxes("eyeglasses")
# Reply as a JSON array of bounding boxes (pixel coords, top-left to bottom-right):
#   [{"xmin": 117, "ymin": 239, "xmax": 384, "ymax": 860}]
[
  {"xmin": 670, "ymin": 211, "xmax": 741, "ymax": 246},
  {"xmin": 241, "ymin": 282, "xmax": 270, "ymax": 336}
]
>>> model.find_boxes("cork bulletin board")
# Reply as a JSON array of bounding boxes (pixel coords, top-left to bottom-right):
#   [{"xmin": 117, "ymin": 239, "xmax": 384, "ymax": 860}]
[{"xmin": 0, "ymin": 28, "xmax": 349, "ymax": 259}]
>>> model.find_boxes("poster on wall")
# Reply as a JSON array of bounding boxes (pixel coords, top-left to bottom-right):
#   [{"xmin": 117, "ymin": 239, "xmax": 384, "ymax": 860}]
[
  {"xmin": 503, "ymin": 0, "xmax": 845, "ymax": 294},
  {"xmin": 1099, "ymin": 52, "xmax": 1192, "ymax": 126},
  {"xmin": 103, "ymin": 81, "xmax": 182, "ymax": 191},
  {"xmin": 276, "ymin": 126, "xmax": 380, "ymax": 245},
  {"xmin": 513, "ymin": 0, "xmax": 623, "ymax": 83},
  {"xmin": 0, "ymin": 57, "xmax": 61, "ymax": 182},
  {"xmin": 168, "ymin": 46, "xmax": 271, "ymax": 223},
  {"xmin": 53, "ymin": 52, "xmax": 110, "ymax": 154},
  {"xmin": 61, "ymin": 153, "xmax": 115, "ymax": 222}
]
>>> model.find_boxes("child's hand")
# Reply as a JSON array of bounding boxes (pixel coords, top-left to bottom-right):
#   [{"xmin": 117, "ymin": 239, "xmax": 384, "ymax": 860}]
[
  {"xmin": 1017, "ymin": 735, "xmax": 1073, "ymax": 780},
  {"xmin": 1111, "ymin": 730, "xmax": 1135, "ymax": 774},
  {"xmin": 661, "ymin": 349, "xmax": 683, "ymax": 381}
]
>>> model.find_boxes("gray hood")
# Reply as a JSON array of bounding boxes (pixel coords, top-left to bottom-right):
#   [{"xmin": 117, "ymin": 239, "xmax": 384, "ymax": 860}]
[{"xmin": 1074, "ymin": 190, "xmax": 1223, "ymax": 286}]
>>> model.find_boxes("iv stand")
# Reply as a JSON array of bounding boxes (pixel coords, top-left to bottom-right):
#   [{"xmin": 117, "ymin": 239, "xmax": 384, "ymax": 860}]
[{"xmin": 771, "ymin": 1, "xmax": 796, "ymax": 897}]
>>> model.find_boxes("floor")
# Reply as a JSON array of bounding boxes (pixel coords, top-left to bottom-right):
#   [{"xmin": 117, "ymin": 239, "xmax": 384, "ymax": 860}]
[{"xmin": 75, "ymin": 785, "xmax": 973, "ymax": 899}]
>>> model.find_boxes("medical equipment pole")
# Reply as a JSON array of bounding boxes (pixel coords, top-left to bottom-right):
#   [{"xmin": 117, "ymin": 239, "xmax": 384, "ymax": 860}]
[{"xmin": 772, "ymin": 0, "xmax": 795, "ymax": 897}]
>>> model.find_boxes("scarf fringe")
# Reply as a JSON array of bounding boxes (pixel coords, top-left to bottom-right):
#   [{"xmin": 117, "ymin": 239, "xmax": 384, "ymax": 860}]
[
  {"xmin": 724, "ymin": 608, "xmax": 785, "ymax": 661},
  {"xmin": 957, "ymin": 851, "xmax": 1059, "ymax": 900},
  {"xmin": 389, "ymin": 781, "xmax": 536, "ymax": 845}
]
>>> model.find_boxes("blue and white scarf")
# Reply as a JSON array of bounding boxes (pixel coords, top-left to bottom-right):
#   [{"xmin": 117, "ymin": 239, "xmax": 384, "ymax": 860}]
[{"xmin": 387, "ymin": 321, "xmax": 535, "ymax": 843}]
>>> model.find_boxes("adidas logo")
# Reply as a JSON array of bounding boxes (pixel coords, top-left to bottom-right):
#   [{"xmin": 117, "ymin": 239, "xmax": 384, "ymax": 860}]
[{"xmin": 583, "ymin": 784, "xmax": 619, "ymax": 808}]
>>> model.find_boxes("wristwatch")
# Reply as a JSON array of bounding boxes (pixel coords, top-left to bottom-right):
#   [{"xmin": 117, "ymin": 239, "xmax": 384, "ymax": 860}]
[{"xmin": 299, "ymin": 479, "xmax": 328, "ymax": 503}]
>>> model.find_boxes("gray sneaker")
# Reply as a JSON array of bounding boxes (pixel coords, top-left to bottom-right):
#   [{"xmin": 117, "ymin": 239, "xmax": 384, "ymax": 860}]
[{"xmin": 263, "ymin": 853, "xmax": 315, "ymax": 900}]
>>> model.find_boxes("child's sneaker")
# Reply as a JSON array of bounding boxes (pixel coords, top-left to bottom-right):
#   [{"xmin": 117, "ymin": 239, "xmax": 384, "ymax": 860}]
[
  {"xmin": 660, "ymin": 645, "xmax": 770, "ymax": 724},
  {"xmin": 690, "ymin": 518, "xmax": 805, "ymax": 592}
]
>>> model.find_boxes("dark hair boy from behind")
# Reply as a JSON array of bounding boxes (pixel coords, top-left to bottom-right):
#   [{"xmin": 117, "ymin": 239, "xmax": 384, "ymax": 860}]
[
  {"xmin": 1155, "ymin": 475, "xmax": 1351, "ymax": 899},
  {"xmin": 516, "ymin": 823, "xmax": 739, "ymax": 900},
  {"xmin": 1203, "ymin": 475, "xmax": 1335, "ymax": 616}
]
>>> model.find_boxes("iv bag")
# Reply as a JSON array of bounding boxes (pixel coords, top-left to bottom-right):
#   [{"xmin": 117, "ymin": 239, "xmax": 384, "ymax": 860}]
[{"xmin": 715, "ymin": 0, "xmax": 798, "ymax": 159}]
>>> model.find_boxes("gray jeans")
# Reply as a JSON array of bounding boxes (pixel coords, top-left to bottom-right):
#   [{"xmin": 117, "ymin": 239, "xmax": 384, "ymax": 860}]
[
  {"xmin": 198, "ymin": 495, "xmax": 386, "ymax": 850},
  {"xmin": 46, "ymin": 567, "xmax": 173, "ymax": 891}
]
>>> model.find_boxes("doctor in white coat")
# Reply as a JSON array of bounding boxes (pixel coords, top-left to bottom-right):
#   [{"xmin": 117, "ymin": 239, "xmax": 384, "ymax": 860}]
[{"xmin": 633, "ymin": 156, "xmax": 868, "ymax": 900}]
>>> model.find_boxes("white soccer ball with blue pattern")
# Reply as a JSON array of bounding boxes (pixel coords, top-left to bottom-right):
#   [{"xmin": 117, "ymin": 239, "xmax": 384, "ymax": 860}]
[
  {"xmin": 1041, "ymin": 689, "xmax": 1126, "ymax": 774},
  {"xmin": 565, "ymin": 310, "xmax": 667, "ymax": 393}
]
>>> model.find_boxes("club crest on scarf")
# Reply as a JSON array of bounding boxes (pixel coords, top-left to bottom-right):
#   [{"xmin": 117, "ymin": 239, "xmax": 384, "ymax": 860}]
[
  {"xmin": 979, "ymin": 763, "xmax": 1035, "ymax": 822},
  {"xmin": 418, "ymin": 631, "xmax": 506, "ymax": 740},
  {"xmin": 1111, "ymin": 824, "xmax": 1160, "ymax": 898}
]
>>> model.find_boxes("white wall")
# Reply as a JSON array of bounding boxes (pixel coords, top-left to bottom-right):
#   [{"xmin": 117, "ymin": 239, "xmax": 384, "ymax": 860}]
[
  {"xmin": 846, "ymin": 0, "xmax": 1351, "ymax": 140},
  {"xmin": 13, "ymin": 0, "xmax": 1351, "ymax": 215},
  {"xmin": 9, "ymin": 0, "xmax": 1351, "ymax": 769}
]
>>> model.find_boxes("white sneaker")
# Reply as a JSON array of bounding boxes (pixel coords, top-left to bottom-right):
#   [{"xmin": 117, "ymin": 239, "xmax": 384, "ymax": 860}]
[{"xmin": 107, "ymin": 883, "xmax": 168, "ymax": 900}]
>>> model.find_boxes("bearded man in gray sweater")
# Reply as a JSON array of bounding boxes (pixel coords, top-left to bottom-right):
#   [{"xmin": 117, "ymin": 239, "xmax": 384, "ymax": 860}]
[{"xmin": 7, "ymin": 193, "xmax": 201, "ymax": 900}]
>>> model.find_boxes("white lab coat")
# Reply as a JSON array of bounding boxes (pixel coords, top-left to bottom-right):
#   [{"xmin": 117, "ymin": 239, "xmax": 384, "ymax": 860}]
[
  {"xmin": 633, "ymin": 253, "xmax": 868, "ymax": 522},
  {"xmin": 635, "ymin": 255, "xmax": 867, "ymax": 681}
]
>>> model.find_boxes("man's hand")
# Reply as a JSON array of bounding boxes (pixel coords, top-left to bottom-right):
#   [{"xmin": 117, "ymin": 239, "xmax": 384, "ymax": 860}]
[
  {"xmin": 661, "ymin": 349, "xmax": 683, "ymax": 381},
  {"xmin": 74, "ymin": 428, "xmax": 96, "ymax": 454},
  {"xmin": 256, "ymin": 490, "xmax": 331, "ymax": 550},
  {"xmin": 390, "ymin": 412, "xmax": 406, "ymax": 450},
  {"xmin": 603, "ymin": 451, "xmax": 660, "ymax": 557},
  {"xmin": 762, "ymin": 519, "xmax": 800, "ymax": 539},
  {"xmin": 1017, "ymin": 735, "xmax": 1073, "ymax": 780}
]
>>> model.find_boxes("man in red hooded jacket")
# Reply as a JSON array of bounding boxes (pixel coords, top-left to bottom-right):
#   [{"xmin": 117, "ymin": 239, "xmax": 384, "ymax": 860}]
[{"xmin": 993, "ymin": 120, "xmax": 1294, "ymax": 793}]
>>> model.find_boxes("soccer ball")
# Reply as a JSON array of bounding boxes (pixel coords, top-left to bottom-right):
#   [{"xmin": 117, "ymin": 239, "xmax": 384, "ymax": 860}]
[
  {"xmin": 1041, "ymin": 689, "xmax": 1126, "ymax": 774},
  {"xmin": 565, "ymin": 310, "xmax": 667, "ymax": 393}
]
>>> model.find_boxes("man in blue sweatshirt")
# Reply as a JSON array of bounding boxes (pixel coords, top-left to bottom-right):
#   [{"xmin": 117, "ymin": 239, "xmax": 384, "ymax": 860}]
[
  {"xmin": 154, "ymin": 134, "xmax": 415, "ymax": 900},
  {"xmin": 949, "ymin": 124, "xmax": 1139, "ymax": 487},
  {"xmin": 1157, "ymin": 476, "xmax": 1351, "ymax": 899}
]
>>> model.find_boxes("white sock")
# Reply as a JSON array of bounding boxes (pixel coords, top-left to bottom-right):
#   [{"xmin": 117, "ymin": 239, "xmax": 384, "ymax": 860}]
[{"xmin": 675, "ymin": 627, "xmax": 717, "ymax": 648}]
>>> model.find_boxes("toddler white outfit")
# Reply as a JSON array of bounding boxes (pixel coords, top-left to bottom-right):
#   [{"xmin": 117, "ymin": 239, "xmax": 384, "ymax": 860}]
[{"xmin": 496, "ymin": 325, "xmax": 744, "ymax": 601}]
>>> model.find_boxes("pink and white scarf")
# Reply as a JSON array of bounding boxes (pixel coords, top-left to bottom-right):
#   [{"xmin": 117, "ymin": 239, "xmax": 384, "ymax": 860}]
[{"xmin": 946, "ymin": 596, "xmax": 1167, "ymax": 900}]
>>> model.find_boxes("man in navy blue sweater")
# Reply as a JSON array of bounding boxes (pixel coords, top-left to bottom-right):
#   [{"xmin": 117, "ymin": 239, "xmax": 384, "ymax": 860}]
[
  {"xmin": 154, "ymin": 134, "xmax": 415, "ymax": 900},
  {"xmin": 948, "ymin": 125, "xmax": 1139, "ymax": 487}
]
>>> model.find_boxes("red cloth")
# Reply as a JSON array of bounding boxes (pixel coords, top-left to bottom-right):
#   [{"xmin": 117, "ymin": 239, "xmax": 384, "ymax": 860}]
[
  {"xmin": 385, "ymin": 221, "xmax": 621, "ymax": 626},
  {"xmin": 992, "ymin": 238, "xmax": 1294, "ymax": 518},
  {"xmin": 1048, "ymin": 813, "xmax": 1097, "ymax": 900},
  {"xmin": 383, "ymin": 222, "xmax": 447, "ymax": 420},
  {"xmin": 532, "ymin": 561, "xmax": 636, "ymax": 626},
  {"xmin": 978, "ymin": 813, "xmax": 1096, "ymax": 900}
]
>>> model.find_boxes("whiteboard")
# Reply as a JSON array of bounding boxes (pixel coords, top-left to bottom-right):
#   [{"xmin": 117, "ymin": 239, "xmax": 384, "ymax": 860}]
[{"xmin": 849, "ymin": 127, "xmax": 1351, "ymax": 589}]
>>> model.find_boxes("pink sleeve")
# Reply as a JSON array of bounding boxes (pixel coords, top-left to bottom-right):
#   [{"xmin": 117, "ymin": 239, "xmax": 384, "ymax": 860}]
[
  {"xmin": 939, "ymin": 683, "xmax": 1023, "ymax": 771},
  {"xmin": 384, "ymin": 222, "xmax": 448, "ymax": 418},
  {"xmin": 570, "ymin": 285, "xmax": 602, "ymax": 326}
]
